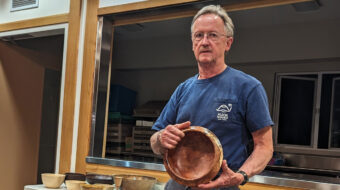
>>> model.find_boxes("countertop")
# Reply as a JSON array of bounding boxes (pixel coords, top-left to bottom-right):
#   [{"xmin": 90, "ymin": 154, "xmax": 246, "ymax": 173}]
[{"xmin": 24, "ymin": 184, "xmax": 66, "ymax": 190}]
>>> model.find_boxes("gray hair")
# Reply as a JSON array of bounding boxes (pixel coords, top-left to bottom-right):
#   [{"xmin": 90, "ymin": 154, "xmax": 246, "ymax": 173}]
[{"xmin": 191, "ymin": 5, "xmax": 235, "ymax": 37}]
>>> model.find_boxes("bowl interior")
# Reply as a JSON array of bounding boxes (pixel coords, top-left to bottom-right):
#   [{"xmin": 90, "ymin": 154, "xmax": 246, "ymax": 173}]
[{"xmin": 167, "ymin": 130, "xmax": 216, "ymax": 180}]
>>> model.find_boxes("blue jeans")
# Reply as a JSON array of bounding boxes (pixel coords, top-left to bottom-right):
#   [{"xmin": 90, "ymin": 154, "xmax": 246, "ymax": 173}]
[{"xmin": 165, "ymin": 179, "xmax": 240, "ymax": 190}]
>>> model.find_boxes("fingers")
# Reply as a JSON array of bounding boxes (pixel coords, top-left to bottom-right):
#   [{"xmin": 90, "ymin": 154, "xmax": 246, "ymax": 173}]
[
  {"xmin": 160, "ymin": 121, "xmax": 191, "ymax": 149},
  {"xmin": 161, "ymin": 131, "xmax": 181, "ymax": 149},
  {"xmin": 198, "ymin": 160, "xmax": 235, "ymax": 189},
  {"xmin": 176, "ymin": 121, "xmax": 191, "ymax": 130},
  {"xmin": 222, "ymin": 160, "xmax": 234, "ymax": 175}
]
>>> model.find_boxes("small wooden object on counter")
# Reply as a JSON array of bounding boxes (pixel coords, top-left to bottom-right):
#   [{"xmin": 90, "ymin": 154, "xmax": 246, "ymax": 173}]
[
  {"xmin": 113, "ymin": 174, "xmax": 156, "ymax": 190},
  {"xmin": 114, "ymin": 176, "xmax": 123, "ymax": 190},
  {"xmin": 41, "ymin": 173, "xmax": 66, "ymax": 188},
  {"xmin": 80, "ymin": 184, "xmax": 114, "ymax": 190},
  {"xmin": 65, "ymin": 180, "xmax": 86, "ymax": 190}
]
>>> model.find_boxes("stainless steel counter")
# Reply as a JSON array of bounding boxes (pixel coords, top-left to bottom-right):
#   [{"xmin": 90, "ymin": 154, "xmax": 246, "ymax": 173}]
[
  {"xmin": 87, "ymin": 157, "xmax": 340, "ymax": 189},
  {"xmin": 252, "ymin": 171, "xmax": 340, "ymax": 190}
]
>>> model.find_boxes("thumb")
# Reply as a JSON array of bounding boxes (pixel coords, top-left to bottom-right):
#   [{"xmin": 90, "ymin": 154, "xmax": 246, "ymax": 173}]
[
  {"xmin": 176, "ymin": 121, "xmax": 191, "ymax": 130},
  {"xmin": 222, "ymin": 160, "xmax": 234, "ymax": 175}
]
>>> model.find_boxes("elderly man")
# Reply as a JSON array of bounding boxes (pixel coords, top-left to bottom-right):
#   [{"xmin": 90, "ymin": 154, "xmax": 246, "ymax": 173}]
[{"xmin": 150, "ymin": 5, "xmax": 273, "ymax": 190}]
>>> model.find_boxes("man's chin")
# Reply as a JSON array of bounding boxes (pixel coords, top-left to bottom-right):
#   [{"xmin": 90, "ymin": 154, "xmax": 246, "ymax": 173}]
[{"xmin": 197, "ymin": 58, "xmax": 214, "ymax": 65}]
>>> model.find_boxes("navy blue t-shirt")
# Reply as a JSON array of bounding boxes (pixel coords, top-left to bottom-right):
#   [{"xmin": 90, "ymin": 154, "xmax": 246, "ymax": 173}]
[{"xmin": 152, "ymin": 66, "xmax": 273, "ymax": 170}]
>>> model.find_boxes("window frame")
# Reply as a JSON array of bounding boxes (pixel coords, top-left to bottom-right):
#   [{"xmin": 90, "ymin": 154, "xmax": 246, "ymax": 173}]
[{"xmin": 273, "ymin": 71, "xmax": 340, "ymax": 156}]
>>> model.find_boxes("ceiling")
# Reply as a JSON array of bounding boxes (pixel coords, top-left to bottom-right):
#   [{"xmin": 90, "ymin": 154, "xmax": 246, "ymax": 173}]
[{"xmin": 115, "ymin": 0, "xmax": 340, "ymax": 39}]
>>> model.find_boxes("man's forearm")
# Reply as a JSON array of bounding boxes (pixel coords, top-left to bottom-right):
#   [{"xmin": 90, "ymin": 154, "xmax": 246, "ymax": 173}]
[
  {"xmin": 239, "ymin": 126, "xmax": 273, "ymax": 177},
  {"xmin": 239, "ymin": 144, "xmax": 273, "ymax": 177},
  {"xmin": 150, "ymin": 130, "xmax": 165, "ymax": 155}
]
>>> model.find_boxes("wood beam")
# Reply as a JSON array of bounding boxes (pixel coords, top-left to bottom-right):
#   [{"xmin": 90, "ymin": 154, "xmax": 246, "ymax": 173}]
[
  {"xmin": 58, "ymin": 0, "xmax": 83, "ymax": 174},
  {"xmin": 98, "ymin": 0, "xmax": 200, "ymax": 16},
  {"xmin": 75, "ymin": 0, "xmax": 99, "ymax": 173},
  {"xmin": 0, "ymin": 14, "xmax": 68, "ymax": 33}
]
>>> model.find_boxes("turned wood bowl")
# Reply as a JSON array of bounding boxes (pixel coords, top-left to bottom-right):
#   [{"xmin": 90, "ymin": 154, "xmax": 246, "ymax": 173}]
[
  {"xmin": 113, "ymin": 174, "xmax": 157, "ymax": 190},
  {"xmin": 163, "ymin": 126, "xmax": 223, "ymax": 187}
]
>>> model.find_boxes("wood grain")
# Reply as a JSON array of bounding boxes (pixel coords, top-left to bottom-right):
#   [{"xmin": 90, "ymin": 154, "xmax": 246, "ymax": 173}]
[
  {"xmin": 86, "ymin": 163, "xmax": 171, "ymax": 183},
  {"xmin": 58, "ymin": 0, "xmax": 83, "ymax": 174},
  {"xmin": 241, "ymin": 183, "xmax": 305, "ymax": 190},
  {"xmin": 75, "ymin": 0, "xmax": 99, "ymax": 174},
  {"xmin": 98, "ymin": 0, "xmax": 200, "ymax": 15},
  {"xmin": 0, "ymin": 14, "xmax": 68, "ymax": 32}
]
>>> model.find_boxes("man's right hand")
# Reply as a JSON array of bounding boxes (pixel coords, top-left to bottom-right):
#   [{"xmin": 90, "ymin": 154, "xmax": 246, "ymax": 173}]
[{"xmin": 159, "ymin": 121, "xmax": 191, "ymax": 150}]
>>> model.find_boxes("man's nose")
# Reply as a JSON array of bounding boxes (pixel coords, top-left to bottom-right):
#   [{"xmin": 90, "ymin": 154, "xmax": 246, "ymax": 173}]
[{"xmin": 201, "ymin": 35, "xmax": 210, "ymax": 44}]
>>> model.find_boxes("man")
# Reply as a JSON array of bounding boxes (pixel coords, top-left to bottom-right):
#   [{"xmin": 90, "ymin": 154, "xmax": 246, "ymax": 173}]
[{"xmin": 150, "ymin": 5, "xmax": 273, "ymax": 190}]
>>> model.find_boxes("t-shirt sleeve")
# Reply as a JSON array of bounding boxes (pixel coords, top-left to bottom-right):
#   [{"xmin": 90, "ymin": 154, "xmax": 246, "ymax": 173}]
[
  {"xmin": 246, "ymin": 84, "xmax": 274, "ymax": 132},
  {"xmin": 151, "ymin": 86, "xmax": 180, "ymax": 131}
]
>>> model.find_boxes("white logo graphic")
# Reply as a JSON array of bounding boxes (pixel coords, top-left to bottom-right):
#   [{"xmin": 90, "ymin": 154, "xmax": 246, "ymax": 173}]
[{"xmin": 216, "ymin": 104, "xmax": 232, "ymax": 121}]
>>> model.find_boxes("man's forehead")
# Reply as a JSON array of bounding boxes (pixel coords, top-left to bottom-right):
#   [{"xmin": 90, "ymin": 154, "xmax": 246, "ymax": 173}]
[
  {"xmin": 195, "ymin": 13, "xmax": 223, "ymax": 23},
  {"xmin": 193, "ymin": 14, "xmax": 224, "ymax": 30}
]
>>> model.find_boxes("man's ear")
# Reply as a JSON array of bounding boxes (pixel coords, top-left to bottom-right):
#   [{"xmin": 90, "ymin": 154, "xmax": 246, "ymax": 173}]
[{"xmin": 225, "ymin": 37, "xmax": 233, "ymax": 52}]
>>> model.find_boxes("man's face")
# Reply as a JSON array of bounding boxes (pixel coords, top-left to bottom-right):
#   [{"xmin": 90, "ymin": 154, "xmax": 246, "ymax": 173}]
[{"xmin": 192, "ymin": 14, "xmax": 233, "ymax": 65}]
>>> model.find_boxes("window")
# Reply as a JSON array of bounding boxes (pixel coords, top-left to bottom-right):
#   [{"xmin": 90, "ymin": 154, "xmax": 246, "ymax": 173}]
[{"xmin": 274, "ymin": 72, "xmax": 340, "ymax": 151}]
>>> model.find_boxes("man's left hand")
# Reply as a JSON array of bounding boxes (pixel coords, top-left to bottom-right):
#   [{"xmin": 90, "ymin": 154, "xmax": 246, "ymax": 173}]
[{"xmin": 197, "ymin": 160, "xmax": 244, "ymax": 189}]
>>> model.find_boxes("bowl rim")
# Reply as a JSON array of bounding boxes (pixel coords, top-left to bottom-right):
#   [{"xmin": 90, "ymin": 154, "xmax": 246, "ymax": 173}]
[
  {"xmin": 163, "ymin": 126, "xmax": 223, "ymax": 187},
  {"xmin": 41, "ymin": 173, "xmax": 66, "ymax": 177}
]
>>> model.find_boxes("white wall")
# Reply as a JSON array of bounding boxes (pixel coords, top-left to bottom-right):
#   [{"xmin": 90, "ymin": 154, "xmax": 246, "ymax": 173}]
[
  {"xmin": 0, "ymin": 0, "xmax": 70, "ymax": 24},
  {"xmin": 100, "ymin": 0, "xmax": 146, "ymax": 8}
]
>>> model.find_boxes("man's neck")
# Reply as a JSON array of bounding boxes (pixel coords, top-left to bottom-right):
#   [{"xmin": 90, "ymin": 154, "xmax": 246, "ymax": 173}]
[{"xmin": 198, "ymin": 62, "xmax": 227, "ymax": 79}]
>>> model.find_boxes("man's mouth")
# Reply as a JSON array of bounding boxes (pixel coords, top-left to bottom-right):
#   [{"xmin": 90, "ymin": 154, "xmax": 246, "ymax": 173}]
[{"xmin": 200, "ymin": 50, "xmax": 211, "ymax": 53}]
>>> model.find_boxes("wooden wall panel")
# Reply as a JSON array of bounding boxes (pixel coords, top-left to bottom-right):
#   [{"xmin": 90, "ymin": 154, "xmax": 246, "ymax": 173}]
[
  {"xmin": 0, "ymin": 14, "xmax": 68, "ymax": 32},
  {"xmin": 58, "ymin": 0, "xmax": 83, "ymax": 173},
  {"xmin": 75, "ymin": 0, "xmax": 99, "ymax": 173},
  {"xmin": 98, "ymin": 0, "xmax": 199, "ymax": 15}
]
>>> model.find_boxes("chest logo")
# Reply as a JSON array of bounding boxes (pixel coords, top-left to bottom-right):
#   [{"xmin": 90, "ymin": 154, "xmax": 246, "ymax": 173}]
[{"xmin": 216, "ymin": 104, "xmax": 232, "ymax": 121}]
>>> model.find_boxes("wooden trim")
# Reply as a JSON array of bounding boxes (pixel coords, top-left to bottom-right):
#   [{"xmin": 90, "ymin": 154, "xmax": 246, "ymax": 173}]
[
  {"xmin": 86, "ymin": 163, "xmax": 170, "ymax": 183},
  {"xmin": 240, "ymin": 183, "xmax": 305, "ymax": 190},
  {"xmin": 75, "ymin": 0, "xmax": 99, "ymax": 173},
  {"xmin": 98, "ymin": 0, "xmax": 200, "ymax": 15},
  {"xmin": 0, "ymin": 14, "xmax": 68, "ymax": 33},
  {"xmin": 111, "ymin": 0, "xmax": 312, "ymax": 26},
  {"xmin": 58, "ymin": 0, "xmax": 83, "ymax": 174}
]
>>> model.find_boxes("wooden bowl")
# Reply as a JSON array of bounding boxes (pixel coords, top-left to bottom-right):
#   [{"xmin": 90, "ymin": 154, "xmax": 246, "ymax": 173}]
[
  {"xmin": 80, "ymin": 184, "xmax": 114, "ymax": 190},
  {"xmin": 65, "ymin": 180, "xmax": 86, "ymax": 190},
  {"xmin": 113, "ymin": 174, "xmax": 156, "ymax": 190},
  {"xmin": 41, "ymin": 173, "xmax": 65, "ymax": 188},
  {"xmin": 163, "ymin": 126, "xmax": 223, "ymax": 187}
]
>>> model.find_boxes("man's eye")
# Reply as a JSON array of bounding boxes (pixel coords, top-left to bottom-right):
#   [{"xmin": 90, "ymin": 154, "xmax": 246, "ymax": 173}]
[
  {"xmin": 209, "ymin": 33, "xmax": 218, "ymax": 38},
  {"xmin": 195, "ymin": 33, "xmax": 204, "ymax": 38}
]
